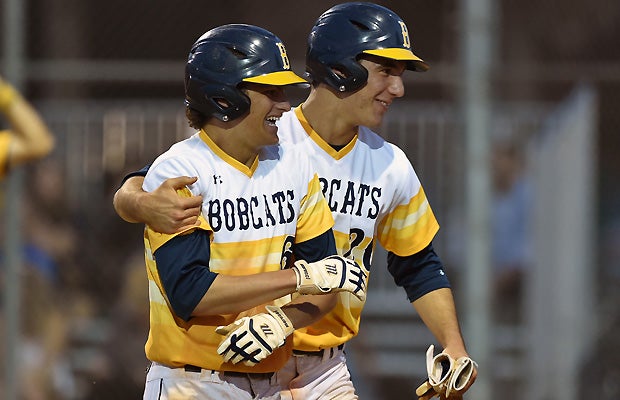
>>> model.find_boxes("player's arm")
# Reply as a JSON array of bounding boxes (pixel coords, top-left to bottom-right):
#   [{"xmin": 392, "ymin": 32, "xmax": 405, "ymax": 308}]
[
  {"xmin": 153, "ymin": 229, "xmax": 295, "ymax": 320},
  {"xmin": 387, "ymin": 243, "xmax": 470, "ymax": 360},
  {"xmin": 113, "ymin": 171, "xmax": 203, "ymax": 234},
  {"xmin": 154, "ymin": 228, "xmax": 362, "ymax": 320},
  {"xmin": 0, "ymin": 77, "xmax": 54, "ymax": 167}
]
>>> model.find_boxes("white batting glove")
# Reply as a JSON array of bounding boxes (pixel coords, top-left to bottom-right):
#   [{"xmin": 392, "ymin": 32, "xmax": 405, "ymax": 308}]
[
  {"xmin": 291, "ymin": 255, "xmax": 367, "ymax": 301},
  {"xmin": 446, "ymin": 355, "xmax": 477, "ymax": 397},
  {"xmin": 426, "ymin": 344, "xmax": 454, "ymax": 394},
  {"xmin": 215, "ymin": 305, "xmax": 294, "ymax": 367},
  {"xmin": 416, "ymin": 345, "xmax": 478, "ymax": 399}
]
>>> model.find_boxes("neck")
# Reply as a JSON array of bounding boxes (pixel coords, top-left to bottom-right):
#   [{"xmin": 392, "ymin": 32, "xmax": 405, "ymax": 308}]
[
  {"xmin": 302, "ymin": 87, "xmax": 358, "ymax": 146},
  {"xmin": 202, "ymin": 124, "xmax": 258, "ymax": 168}
]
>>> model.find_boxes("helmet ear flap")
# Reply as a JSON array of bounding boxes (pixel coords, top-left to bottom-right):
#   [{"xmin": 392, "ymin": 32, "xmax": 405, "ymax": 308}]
[
  {"xmin": 327, "ymin": 59, "xmax": 369, "ymax": 93},
  {"xmin": 307, "ymin": 57, "xmax": 368, "ymax": 93},
  {"xmin": 185, "ymin": 79, "xmax": 251, "ymax": 122},
  {"xmin": 202, "ymin": 84, "xmax": 251, "ymax": 122}
]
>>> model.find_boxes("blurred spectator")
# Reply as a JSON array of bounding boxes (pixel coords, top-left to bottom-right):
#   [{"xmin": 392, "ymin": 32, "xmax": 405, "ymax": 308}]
[
  {"xmin": 0, "ymin": 75, "xmax": 54, "ymax": 180},
  {"xmin": 81, "ymin": 249, "xmax": 150, "ymax": 399},
  {"xmin": 18, "ymin": 266, "xmax": 76, "ymax": 400},
  {"xmin": 490, "ymin": 140, "xmax": 533, "ymax": 325},
  {"xmin": 22, "ymin": 159, "xmax": 81, "ymax": 289}
]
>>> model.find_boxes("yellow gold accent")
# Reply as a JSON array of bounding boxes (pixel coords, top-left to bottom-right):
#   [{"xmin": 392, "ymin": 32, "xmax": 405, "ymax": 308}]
[
  {"xmin": 0, "ymin": 82, "xmax": 18, "ymax": 113},
  {"xmin": 243, "ymin": 70, "xmax": 308, "ymax": 86}
]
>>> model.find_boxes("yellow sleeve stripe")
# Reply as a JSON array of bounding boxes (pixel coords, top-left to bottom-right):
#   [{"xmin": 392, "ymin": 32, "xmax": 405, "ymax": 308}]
[
  {"xmin": 208, "ymin": 236, "xmax": 291, "ymax": 274},
  {"xmin": 148, "ymin": 278, "xmax": 168, "ymax": 306},
  {"xmin": 296, "ymin": 173, "xmax": 334, "ymax": 243},
  {"xmin": 377, "ymin": 188, "xmax": 439, "ymax": 256}
]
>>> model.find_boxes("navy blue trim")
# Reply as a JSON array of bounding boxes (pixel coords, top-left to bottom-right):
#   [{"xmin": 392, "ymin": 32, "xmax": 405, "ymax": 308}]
[
  {"xmin": 387, "ymin": 243, "xmax": 451, "ymax": 302},
  {"xmin": 293, "ymin": 228, "xmax": 337, "ymax": 262},
  {"xmin": 119, "ymin": 163, "xmax": 151, "ymax": 187},
  {"xmin": 154, "ymin": 230, "xmax": 217, "ymax": 321}
]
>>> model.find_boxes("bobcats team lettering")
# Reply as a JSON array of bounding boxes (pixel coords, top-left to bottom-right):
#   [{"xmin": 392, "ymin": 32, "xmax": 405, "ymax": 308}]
[
  {"xmin": 319, "ymin": 177, "xmax": 380, "ymax": 219},
  {"xmin": 208, "ymin": 190, "xmax": 296, "ymax": 232}
]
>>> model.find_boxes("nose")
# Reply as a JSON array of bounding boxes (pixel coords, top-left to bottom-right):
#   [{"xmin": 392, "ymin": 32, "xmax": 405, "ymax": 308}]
[
  {"xmin": 277, "ymin": 99, "xmax": 292, "ymax": 112},
  {"xmin": 388, "ymin": 75, "xmax": 405, "ymax": 98},
  {"xmin": 273, "ymin": 88, "xmax": 292, "ymax": 111}
]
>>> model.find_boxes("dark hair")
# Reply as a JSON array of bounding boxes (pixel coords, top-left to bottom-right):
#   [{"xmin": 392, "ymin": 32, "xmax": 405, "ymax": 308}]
[{"xmin": 185, "ymin": 106, "xmax": 209, "ymax": 130}]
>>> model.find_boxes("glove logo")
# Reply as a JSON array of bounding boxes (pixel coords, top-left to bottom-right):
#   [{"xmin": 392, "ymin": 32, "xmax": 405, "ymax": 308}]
[
  {"xmin": 299, "ymin": 264, "xmax": 311, "ymax": 280},
  {"xmin": 325, "ymin": 262, "xmax": 338, "ymax": 275},
  {"xmin": 260, "ymin": 323, "xmax": 274, "ymax": 336}
]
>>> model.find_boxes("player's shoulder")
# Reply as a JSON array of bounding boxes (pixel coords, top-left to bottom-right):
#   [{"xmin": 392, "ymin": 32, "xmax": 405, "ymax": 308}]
[
  {"xmin": 147, "ymin": 133, "xmax": 206, "ymax": 178},
  {"xmin": 357, "ymin": 126, "xmax": 409, "ymax": 159}
]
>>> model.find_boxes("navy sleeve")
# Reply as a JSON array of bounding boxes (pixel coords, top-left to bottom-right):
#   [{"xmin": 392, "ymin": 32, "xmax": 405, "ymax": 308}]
[
  {"xmin": 119, "ymin": 163, "xmax": 151, "ymax": 187},
  {"xmin": 153, "ymin": 229, "xmax": 218, "ymax": 321},
  {"xmin": 387, "ymin": 243, "xmax": 451, "ymax": 303},
  {"xmin": 293, "ymin": 228, "xmax": 337, "ymax": 263}
]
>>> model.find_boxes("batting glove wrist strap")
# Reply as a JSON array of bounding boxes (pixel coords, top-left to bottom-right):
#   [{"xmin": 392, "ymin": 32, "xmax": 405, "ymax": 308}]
[
  {"xmin": 292, "ymin": 255, "xmax": 368, "ymax": 301},
  {"xmin": 215, "ymin": 305, "xmax": 294, "ymax": 367}
]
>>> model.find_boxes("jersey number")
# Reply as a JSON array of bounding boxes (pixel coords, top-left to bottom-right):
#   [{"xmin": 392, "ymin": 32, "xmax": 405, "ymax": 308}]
[{"xmin": 343, "ymin": 228, "xmax": 373, "ymax": 272}]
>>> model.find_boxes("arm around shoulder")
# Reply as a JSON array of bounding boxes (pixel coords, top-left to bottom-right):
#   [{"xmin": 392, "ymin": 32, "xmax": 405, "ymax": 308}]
[{"xmin": 113, "ymin": 174, "xmax": 203, "ymax": 234}]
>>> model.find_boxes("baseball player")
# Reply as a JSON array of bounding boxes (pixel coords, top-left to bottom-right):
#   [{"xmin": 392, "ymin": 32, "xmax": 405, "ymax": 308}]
[
  {"xmin": 136, "ymin": 24, "xmax": 367, "ymax": 399},
  {"xmin": 0, "ymin": 76, "xmax": 54, "ymax": 180},
  {"xmin": 114, "ymin": 4, "xmax": 477, "ymax": 399},
  {"xmin": 247, "ymin": 4, "xmax": 476, "ymax": 399}
]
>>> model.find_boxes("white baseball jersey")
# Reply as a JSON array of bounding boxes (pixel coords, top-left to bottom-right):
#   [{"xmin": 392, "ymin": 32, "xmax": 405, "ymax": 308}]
[
  {"xmin": 277, "ymin": 106, "xmax": 439, "ymax": 351},
  {"xmin": 142, "ymin": 129, "xmax": 334, "ymax": 373}
]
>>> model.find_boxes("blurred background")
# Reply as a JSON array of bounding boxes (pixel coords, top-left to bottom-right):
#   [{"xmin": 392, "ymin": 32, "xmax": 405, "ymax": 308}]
[{"xmin": 1, "ymin": 0, "xmax": 619, "ymax": 399}]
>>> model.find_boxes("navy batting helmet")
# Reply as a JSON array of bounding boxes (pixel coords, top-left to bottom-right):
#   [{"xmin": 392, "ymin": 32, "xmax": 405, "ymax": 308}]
[
  {"xmin": 306, "ymin": 2, "xmax": 429, "ymax": 93},
  {"xmin": 185, "ymin": 24, "xmax": 307, "ymax": 122}
]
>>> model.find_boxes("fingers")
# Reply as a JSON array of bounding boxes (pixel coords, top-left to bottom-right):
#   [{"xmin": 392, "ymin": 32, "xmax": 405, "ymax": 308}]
[
  {"xmin": 215, "ymin": 325, "xmax": 232, "ymax": 336},
  {"xmin": 178, "ymin": 195, "xmax": 203, "ymax": 209},
  {"xmin": 164, "ymin": 175, "xmax": 199, "ymax": 190}
]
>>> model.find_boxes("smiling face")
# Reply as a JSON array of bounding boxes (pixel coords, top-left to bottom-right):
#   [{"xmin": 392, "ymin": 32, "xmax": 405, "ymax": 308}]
[
  {"xmin": 341, "ymin": 55, "xmax": 406, "ymax": 129},
  {"xmin": 237, "ymin": 83, "xmax": 292, "ymax": 150}
]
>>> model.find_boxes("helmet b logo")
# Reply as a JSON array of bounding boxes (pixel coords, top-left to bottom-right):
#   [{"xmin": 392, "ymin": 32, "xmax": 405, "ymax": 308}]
[
  {"xmin": 398, "ymin": 21, "xmax": 411, "ymax": 49},
  {"xmin": 276, "ymin": 42, "xmax": 291, "ymax": 70}
]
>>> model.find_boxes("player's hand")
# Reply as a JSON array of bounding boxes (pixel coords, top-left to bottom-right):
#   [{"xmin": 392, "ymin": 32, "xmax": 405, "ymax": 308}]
[
  {"xmin": 215, "ymin": 305, "xmax": 294, "ymax": 367},
  {"xmin": 416, "ymin": 345, "xmax": 478, "ymax": 399},
  {"xmin": 143, "ymin": 176, "xmax": 203, "ymax": 234},
  {"xmin": 291, "ymin": 255, "xmax": 367, "ymax": 301},
  {"xmin": 445, "ymin": 354, "xmax": 477, "ymax": 397},
  {"xmin": 426, "ymin": 345, "xmax": 454, "ymax": 395}
]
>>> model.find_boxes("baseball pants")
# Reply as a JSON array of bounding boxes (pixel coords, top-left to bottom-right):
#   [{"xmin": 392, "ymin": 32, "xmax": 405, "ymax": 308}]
[
  {"xmin": 144, "ymin": 362, "xmax": 281, "ymax": 400},
  {"xmin": 277, "ymin": 345, "xmax": 358, "ymax": 400}
]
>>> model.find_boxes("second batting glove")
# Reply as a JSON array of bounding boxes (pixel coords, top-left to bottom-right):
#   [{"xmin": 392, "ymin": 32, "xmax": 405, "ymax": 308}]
[
  {"xmin": 292, "ymin": 255, "xmax": 367, "ymax": 301},
  {"xmin": 215, "ymin": 305, "xmax": 294, "ymax": 367}
]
